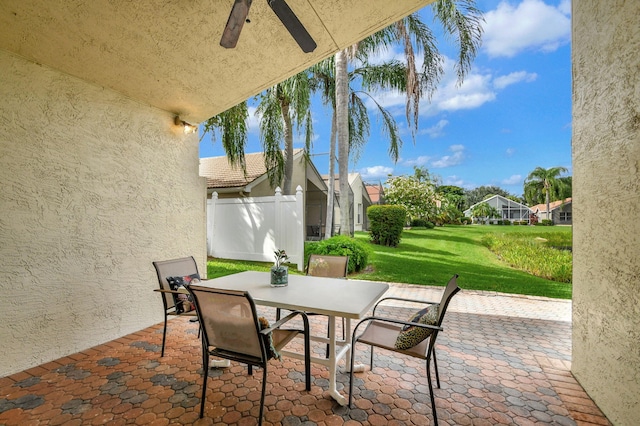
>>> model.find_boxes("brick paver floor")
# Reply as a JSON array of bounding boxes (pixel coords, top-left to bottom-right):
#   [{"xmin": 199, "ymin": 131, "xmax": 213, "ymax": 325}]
[{"xmin": 0, "ymin": 283, "xmax": 611, "ymax": 425}]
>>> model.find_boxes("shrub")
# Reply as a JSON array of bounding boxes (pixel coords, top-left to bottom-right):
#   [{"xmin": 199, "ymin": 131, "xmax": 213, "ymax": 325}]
[
  {"xmin": 411, "ymin": 218, "xmax": 428, "ymax": 227},
  {"xmin": 304, "ymin": 235, "xmax": 370, "ymax": 273},
  {"xmin": 368, "ymin": 205, "xmax": 406, "ymax": 247},
  {"xmin": 461, "ymin": 217, "xmax": 472, "ymax": 225},
  {"xmin": 503, "ymin": 220, "xmax": 512, "ymax": 226},
  {"xmin": 537, "ymin": 219, "xmax": 554, "ymax": 226}
]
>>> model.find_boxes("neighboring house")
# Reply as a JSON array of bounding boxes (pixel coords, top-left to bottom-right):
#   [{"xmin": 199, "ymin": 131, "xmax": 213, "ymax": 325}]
[
  {"xmin": 349, "ymin": 173, "xmax": 372, "ymax": 232},
  {"xmin": 322, "ymin": 173, "xmax": 371, "ymax": 234},
  {"xmin": 365, "ymin": 183, "xmax": 385, "ymax": 205},
  {"xmin": 464, "ymin": 195, "xmax": 532, "ymax": 223},
  {"xmin": 200, "ymin": 149, "xmax": 328, "ymax": 240},
  {"xmin": 531, "ymin": 198, "xmax": 572, "ymax": 225}
]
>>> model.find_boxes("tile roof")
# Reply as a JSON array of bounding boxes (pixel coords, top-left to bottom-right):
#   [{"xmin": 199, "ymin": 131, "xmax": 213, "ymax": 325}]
[
  {"xmin": 365, "ymin": 184, "xmax": 384, "ymax": 203},
  {"xmin": 200, "ymin": 150, "xmax": 302, "ymax": 189},
  {"xmin": 531, "ymin": 197, "xmax": 572, "ymax": 213}
]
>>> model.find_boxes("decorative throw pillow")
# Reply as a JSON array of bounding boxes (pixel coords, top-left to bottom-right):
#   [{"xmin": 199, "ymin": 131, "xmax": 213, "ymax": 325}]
[
  {"xmin": 394, "ymin": 304, "xmax": 439, "ymax": 350},
  {"xmin": 166, "ymin": 273, "xmax": 200, "ymax": 314},
  {"xmin": 258, "ymin": 317, "xmax": 281, "ymax": 360}
]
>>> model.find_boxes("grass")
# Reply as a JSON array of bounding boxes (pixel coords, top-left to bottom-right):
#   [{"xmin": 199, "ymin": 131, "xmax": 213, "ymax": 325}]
[
  {"xmin": 481, "ymin": 231, "xmax": 572, "ymax": 283},
  {"xmin": 350, "ymin": 225, "xmax": 572, "ymax": 299},
  {"xmin": 207, "ymin": 225, "xmax": 573, "ymax": 299}
]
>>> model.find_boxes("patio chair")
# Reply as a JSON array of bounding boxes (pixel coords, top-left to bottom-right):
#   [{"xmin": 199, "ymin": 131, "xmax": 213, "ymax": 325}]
[
  {"xmin": 187, "ymin": 285, "xmax": 311, "ymax": 425},
  {"xmin": 276, "ymin": 254, "xmax": 348, "ymax": 357},
  {"xmin": 348, "ymin": 274, "xmax": 460, "ymax": 426},
  {"xmin": 152, "ymin": 256, "xmax": 201, "ymax": 357}
]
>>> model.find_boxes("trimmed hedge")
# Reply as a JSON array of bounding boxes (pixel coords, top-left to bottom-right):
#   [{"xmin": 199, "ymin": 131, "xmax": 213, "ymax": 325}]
[
  {"xmin": 410, "ymin": 218, "xmax": 435, "ymax": 229},
  {"xmin": 304, "ymin": 235, "xmax": 370, "ymax": 274},
  {"xmin": 367, "ymin": 205, "xmax": 406, "ymax": 247}
]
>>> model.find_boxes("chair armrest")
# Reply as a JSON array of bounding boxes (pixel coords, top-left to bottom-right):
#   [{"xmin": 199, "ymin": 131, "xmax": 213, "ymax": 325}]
[
  {"xmin": 373, "ymin": 296, "xmax": 439, "ymax": 315},
  {"xmin": 154, "ymin": 288, "xmax": 188, "ymax": 295},
  {"xmin": 260, "ymin": 311, "xmax": 309, "ymax": 335},
  {"xmin": 354, "ymin": 315, "xmax": 443, "ymax": 335}
]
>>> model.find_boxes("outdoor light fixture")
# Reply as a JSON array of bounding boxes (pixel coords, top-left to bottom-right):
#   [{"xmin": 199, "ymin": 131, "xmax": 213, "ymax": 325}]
[{"xmin": 174, "ymin": 116, "xmax": 197, "ymax": 134}]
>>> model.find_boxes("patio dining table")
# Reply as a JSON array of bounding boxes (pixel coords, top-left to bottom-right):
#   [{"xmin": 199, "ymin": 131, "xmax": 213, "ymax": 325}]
[{"xmin": 198, "ymin": 270, "xmax": 389, "ymax": 405}]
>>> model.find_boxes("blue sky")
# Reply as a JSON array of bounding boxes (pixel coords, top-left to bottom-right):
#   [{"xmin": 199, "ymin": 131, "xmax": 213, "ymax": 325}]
[{"xmin": 199, "ymin": 0, "xmax": 572, "ymax": 198}]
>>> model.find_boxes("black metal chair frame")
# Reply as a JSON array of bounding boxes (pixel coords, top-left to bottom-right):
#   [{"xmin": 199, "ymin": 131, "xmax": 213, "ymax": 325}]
[{"xmin": 348, "ymin": 274, "xmax": 460, "ymax": 426}]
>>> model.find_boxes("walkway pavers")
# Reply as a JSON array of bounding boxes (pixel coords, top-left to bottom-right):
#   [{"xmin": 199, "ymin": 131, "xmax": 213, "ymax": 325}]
[{"xmin": 0, "ymin": 283, "xmax": 611, "ymax": 425}]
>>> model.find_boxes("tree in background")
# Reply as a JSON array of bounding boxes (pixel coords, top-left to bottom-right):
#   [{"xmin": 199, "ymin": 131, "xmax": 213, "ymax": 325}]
[
  {"xmin": 255, "ymin": 71, "xmax": 313, "ymax": 194},
  {"xmin": 385, "ymin": 175, "xmax": 439, "ymax": 224},
  {"xmin": 201, "ymin": 102, "xmax": 249, "ymax": 171},
  {"xmin": 310, "ymin": 57, "xmax": 410, "ymax": 238},
  {"xmin": 524, "ymin": 166, "xmax": 569, "ymax": 220},
  {"xmin": 437, "ymin": 185, "xmax": 466, "ymax": 210},
  {"xmin": 334, "ymin": 1, "xmax": 483, "ymax": 234},
  {"xmin": 470, "ymin": 202, "xmax": 500, "ymax": 224},
  {"xmin": 464, "ymin": 185, "xmax": 515, "ymax": 208},
  {"xmin": 201, "ymin": 70, "xmax": 313, "ymax": 195}
]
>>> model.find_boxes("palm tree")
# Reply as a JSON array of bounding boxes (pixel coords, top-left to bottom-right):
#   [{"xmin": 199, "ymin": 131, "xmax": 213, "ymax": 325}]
[
  {"xmin": 202, "ymin": 71, "xmax": 313, "ymax": 195},
  {"xmin": 470, "ymin": 202, "xmax": 500, "ymax": 224},
  {"xmin": 201, "ymin": 101, "xmax": 250, "ymax": 171},
  {"xmin": 334, "ymin": 1, "xmax": 483, "ymax": 235},
  {"xmin": 256, "ymin": 71, "xmax": 313, "ymax": 194},
  {"xmin": 310, "ymin": 57, "xmax": 408, "ymax": 237},
  {"xmin": 524, "ymin": 166, "xmax": 569, "ymax": 220}
]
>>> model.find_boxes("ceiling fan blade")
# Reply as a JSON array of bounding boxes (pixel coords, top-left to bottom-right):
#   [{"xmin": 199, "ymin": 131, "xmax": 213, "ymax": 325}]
[
  {"xmin": 220, "ymin": 0, "xmax": 253, "ymax": 49},
  {"xmin": 267, "ymin": 0, "xmax": 317, "ymax": 53}
]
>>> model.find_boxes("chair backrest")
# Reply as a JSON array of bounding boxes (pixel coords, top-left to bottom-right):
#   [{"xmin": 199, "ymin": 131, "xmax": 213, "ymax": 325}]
[
  {"xmin": 188, "ymin": 285, "xmax": 265, "ymax": 360},
  {"xmin": 436, "ymin": 274, "xmax": 460, "ymax": 326},
  {"xmin": 306, "ymin": 254, "xmax": 349, "ymax": 278},
  {"xmin": 153, "ymin": 256, "xmax": 199, "ymax": 310}
]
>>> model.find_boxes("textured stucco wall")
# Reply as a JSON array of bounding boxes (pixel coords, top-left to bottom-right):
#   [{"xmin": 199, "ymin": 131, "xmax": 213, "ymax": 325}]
[
  {"xmin": 572, "ymin": 1, "xmax": 640, "ymax": 424},
  {"xmin": 0, "ymin": 50, "xmax": 207, "ymax": 377}
]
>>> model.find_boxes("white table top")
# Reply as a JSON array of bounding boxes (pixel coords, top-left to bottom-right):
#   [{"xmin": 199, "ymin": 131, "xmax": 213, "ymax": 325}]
[{"xmin": 200, "ymin": 271, "xmax": 389, "ymax": 319}]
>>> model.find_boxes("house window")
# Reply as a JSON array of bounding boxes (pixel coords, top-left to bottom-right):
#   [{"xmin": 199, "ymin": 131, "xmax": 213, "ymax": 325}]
[
  {"xmin": 357, "ymin": 203, "xmax": 362, "ymax": 224},
  {"xmin": 560, "ymin": 212, "xmax": 572, "ymax": 221}
]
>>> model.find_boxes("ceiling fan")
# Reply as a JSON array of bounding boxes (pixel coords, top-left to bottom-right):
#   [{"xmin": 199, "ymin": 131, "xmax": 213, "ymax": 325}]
[{"xmin": 220, "ymin": 0, "xmax": 317, "ymax": 53}]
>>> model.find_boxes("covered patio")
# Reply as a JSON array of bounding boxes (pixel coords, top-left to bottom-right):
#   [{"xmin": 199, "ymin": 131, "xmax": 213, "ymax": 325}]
[{"xmin": 0, "ymin": 284, "xmax": 609, "ymax": 425}]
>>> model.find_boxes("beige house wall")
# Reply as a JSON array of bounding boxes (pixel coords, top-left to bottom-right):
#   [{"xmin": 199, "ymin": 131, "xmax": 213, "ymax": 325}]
[
  {"xmin": 572, "ymin": 1, "xmax": 640, "ymax": 424},
  {"xmin": 0, "ymin": 50, "xmax": 207, "ymax": 377}
]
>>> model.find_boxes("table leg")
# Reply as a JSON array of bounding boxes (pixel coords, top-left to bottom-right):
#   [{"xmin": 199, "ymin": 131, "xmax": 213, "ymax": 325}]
[{"xmin": 327, "ymin": 316, "xmax": 347, "ymax": 406}]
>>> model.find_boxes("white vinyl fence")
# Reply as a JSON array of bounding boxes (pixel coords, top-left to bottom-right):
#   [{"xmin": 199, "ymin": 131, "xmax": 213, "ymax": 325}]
[{"xmin": 206, "ymin": 186, "xmax": 304, "ymax": 271}]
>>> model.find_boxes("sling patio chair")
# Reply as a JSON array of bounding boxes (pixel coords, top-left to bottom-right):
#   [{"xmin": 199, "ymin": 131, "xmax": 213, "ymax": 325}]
[
  {"xmin": 187, "ymin": 285, "xmax": 311, "ymax": 425},
  {"xmin": 276, "ymin": 254, "xmax": 349, "ymax": 357},
  {"xmin": 152, "ymin": 256, "xmax": 201, "ymax": 357},
  {"xmin": 348, "ymin": 274, "xmax": 461, "ymax": 426}
]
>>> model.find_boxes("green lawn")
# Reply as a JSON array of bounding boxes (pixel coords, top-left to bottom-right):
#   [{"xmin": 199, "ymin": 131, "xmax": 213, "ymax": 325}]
[
  {"xmin": 351, "ymin": 225, "xmax": 572, "ymax": 299},
  {"xmin": 207, "ymin": 225, "xmax": 573, "ymax": 300}
]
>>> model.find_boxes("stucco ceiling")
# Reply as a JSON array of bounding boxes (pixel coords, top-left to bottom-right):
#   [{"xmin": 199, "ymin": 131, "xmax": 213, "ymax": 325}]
[{"xmin": 0, "ymin": 0, "xmax": 433, "ymax": 124}]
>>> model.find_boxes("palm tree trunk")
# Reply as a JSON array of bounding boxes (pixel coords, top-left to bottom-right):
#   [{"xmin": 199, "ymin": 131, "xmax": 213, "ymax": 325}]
[
  {"xmin": 281, "ymin": 100, "xmax": 294, "ymax": 194},
  {"xmin": 545, "ymin": 181, "xmax": 551, "ymax": 221},
  {"xmin": 325, "ymin": 112, "xmax": 336, "ymax": 239},
  {"xmin": 335, "ymin": 49, "xmax": 351, "ymax": 236}
]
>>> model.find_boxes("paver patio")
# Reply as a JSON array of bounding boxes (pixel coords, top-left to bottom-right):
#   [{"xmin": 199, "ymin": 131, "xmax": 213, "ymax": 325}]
[{"xmin": 0, "ymin": 283, "xmax": 611, "ymax": 425}]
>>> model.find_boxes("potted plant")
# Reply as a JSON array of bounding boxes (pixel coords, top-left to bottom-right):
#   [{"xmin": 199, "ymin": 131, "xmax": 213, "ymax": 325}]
[{"xmin": 270, "ymin": 249, "xmax": 289, "ymax": 287}]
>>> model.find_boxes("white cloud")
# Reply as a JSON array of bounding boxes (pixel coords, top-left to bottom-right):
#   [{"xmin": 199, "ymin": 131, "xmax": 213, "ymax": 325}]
[
  {"xmin": 494, "ymin": 71, "xmax": 538, "ymax": 89},
  {"xmin": 506, "ymin": 148, "xmax": 516, "ymax": 157},
  {"xmin": 443, "ymin": 175, "xmax": 475, "ymax": 189},
  {"xmin": 359, "ymin": 165, "xmax": 394, "ymax": 181},
  {"xmin": 431, "ymin": 145, "xmax": 465, "ymax": 168},
  {"xmin": 402, "ymin": 155, "xmax": 431, "ymax": 167},
  {"xmin": 502, "ymin": 174, "xmax": 523, "ymax": 185},
  {"xmin": 483, "ymin": 0, "xmax": 571, "ymax": 58},
  {"xmin": 248, "ymin": 106, "xmax": 260, "ymax": 133},
  {"xmin": 419, "ymin": 119, "xmax": 449, "ymax": 138}
]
